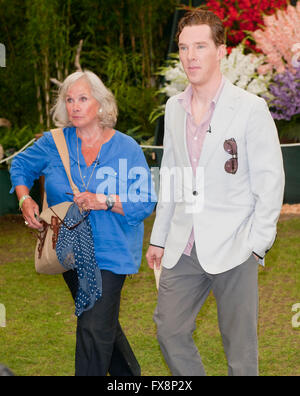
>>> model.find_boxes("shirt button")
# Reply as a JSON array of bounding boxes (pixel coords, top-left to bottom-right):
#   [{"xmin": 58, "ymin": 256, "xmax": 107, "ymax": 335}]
[
  {"xmin": 193, "ymin": 158, "xmax": 197, "ymax": 162},
  {"xmin": 193, "ymin": 191, "xmax": 198, "ymax": 196},
  {"xmin": 194, "ymin": 136, "xmax": 198, "ymax": 141}
]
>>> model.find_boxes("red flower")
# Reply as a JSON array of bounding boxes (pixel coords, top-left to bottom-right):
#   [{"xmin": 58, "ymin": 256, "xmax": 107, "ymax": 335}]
[{"xmin": 205, "ymin": 0, "xmax": 289, "ymax": 49}]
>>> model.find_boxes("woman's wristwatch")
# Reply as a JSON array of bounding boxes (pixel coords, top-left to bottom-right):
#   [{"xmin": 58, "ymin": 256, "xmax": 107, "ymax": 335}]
[{"xmin": 106, "ymin": 195, "xmax": 115, "ymax": 211}]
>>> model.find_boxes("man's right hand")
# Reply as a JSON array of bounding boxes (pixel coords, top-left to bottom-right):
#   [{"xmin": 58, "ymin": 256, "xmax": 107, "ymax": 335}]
[{"xmin": 146, "ymin": 245, "xmax": 165, "ymax": 270}]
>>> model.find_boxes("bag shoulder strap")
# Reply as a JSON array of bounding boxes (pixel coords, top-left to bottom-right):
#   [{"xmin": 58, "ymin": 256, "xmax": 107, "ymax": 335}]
[{"xmin": 50, "ymin": 128, "xmax": 80, "ymax": 195}]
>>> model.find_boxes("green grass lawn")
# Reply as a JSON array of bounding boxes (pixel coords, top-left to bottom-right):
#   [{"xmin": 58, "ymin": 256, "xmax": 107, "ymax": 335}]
[{"xmin": 0, "ymin": 213, "xmax": 299, "ymax": 376}]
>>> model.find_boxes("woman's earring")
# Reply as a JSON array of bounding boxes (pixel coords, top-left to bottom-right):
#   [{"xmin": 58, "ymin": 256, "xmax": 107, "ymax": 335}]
[{"xmin": 99, "ymin": 108, "xmax": 103, "ymax": 114}]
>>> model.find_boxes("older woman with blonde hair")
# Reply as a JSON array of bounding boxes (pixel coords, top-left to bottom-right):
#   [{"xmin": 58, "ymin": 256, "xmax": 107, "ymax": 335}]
[{"xmin": 10, "ymin": 70, "xmax": 156, "ymax": 376}]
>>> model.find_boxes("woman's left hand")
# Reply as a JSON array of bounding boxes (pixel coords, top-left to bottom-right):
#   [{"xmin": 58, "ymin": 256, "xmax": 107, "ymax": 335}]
[{"xmin": 74, "ymin": 192, "xmax": 107, "ymax": 211}]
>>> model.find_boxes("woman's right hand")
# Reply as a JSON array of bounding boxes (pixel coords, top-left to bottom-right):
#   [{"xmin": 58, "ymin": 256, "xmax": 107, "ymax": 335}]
[{"xmin": 21, "ymin": 197, "xmax": 43, "ymax": 230}]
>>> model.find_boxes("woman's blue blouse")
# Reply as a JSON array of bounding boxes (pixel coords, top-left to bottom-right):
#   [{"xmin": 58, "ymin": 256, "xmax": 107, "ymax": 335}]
[{"xmin": 10, "ymin": 127, "xmax": 157, "ymax": 274}]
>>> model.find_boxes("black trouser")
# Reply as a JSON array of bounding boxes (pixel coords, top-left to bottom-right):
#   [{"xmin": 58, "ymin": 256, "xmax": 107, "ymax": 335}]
[{"xmin": 63, "ymin": 269, "xmax": 141, "ymax": 376}]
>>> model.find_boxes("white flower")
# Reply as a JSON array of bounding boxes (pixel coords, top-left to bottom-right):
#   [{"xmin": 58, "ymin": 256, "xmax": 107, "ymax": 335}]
[
  {"xmin": 155, "ymin": 45, "xmax": 273, "ymax": 102},
  {"xmin": 219, "ymin": 45, "xmax": 272, "ymax": 95},
  {"xmin": 162, "ymin": 84, "xmax": 184, "ymax": 97},
  {"xmin": 165, "ymin": 66, "xmax": 185, "ymax": 82}
]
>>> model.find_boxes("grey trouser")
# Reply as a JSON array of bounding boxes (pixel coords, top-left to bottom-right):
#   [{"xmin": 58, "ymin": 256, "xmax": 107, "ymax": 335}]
[{"xmin": 154, "ymin": 244, "xmax": 259, "ymax": 376}]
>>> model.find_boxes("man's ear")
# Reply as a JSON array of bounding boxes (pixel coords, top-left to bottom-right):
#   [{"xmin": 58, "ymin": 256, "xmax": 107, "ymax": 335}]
[{"xmin": 217, "ymin": 44, "xmax": 227, "ymax": 61}]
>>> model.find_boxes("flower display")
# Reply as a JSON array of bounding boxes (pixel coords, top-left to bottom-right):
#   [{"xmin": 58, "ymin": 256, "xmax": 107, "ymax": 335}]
[
  {"xmin": 156, "ymin": 45, "xmax": 272, "ymax": 99},
  {"xmin": 251, "ymin": 3, "xmax": 300, "ymax": 129},
  {"xmin": 151, "ymin": 2, "xmax": 300, "ymax": 141},
  {"xmin": 150, "ymin": 45, "xmax": 273, "ymax": 123},
  {"xmin": 220, "ymin": 45, "xmax": 273, "ymax": 95},
  {"xmin": 265, "ymin": 67, "xmax": 300, "ymax": 121},
  {"xmin": 159, "ymin": 56, "xmax": 188, "ymax": 97},
  {"xmin": 252, "ymin": 3, "xmax": 300, "ymax": 74},
  {"xmin": 205, "ymin": 0, "xmax": 289, "ymax": 48}
]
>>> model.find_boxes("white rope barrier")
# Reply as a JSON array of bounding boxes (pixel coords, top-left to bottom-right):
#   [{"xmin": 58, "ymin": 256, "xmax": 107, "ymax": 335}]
[
  {"xmin": 0, "ymin": 138, "xmax": 299, "ymax": 164},
  {"xmin": 140, "ymin": 145, "xmax": 163, "ymax": 149},
  {"xmin": 280, "ymin": 143, "xmax": 300, "ymax": 147},
  {"xmin": 0, "ymin": 138, "xmax": 36, "ymax": 164}
]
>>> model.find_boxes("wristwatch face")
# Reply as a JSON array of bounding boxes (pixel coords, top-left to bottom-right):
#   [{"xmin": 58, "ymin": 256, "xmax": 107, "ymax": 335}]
[{"xmin": 106, "ymin": 195, "xmax": 115, "ymax": 210}]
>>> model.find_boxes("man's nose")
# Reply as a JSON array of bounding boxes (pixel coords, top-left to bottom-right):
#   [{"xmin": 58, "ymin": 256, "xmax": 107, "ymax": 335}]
[{"xmin": 187, "ymin": 47, "xmax": 196, "ymax": 61}]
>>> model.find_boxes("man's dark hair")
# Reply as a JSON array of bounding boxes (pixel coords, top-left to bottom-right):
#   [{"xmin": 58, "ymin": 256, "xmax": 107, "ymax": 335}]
[{"xmin": 176, "ymin": 10, "xmax": 225, "ymax": 47}]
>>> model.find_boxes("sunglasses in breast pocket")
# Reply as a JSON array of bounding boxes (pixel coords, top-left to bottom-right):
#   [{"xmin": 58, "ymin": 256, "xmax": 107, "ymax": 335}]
[{"xmin": 224, "ymin": 138, "xmax": 238, "ymax": 174}]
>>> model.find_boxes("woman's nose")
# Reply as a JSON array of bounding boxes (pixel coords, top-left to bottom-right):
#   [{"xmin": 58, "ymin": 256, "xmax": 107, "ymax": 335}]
[{"xmin": 73, "ymin": 101, "xmax": 81, "ymax": 112}]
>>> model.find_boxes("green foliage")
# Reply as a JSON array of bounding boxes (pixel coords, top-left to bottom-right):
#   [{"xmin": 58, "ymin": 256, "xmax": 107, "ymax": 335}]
[
  {"xmin": 0, "ymin": 126, "xmax": 39, "ymax": 153},
  {"xmin": 276, "ymin": 116, "xmax": 300, "ymax": 143},
  {"xmin": 0, "ymin": 125, "xmax": 40, "ymax": 169},
  {"xmin": 0, "ymin": 0, "xmax": 177, "ymax": 143},
  {"xmin": 0, "ymin": 0, "xmax": 37, "ymax": 127},
  {"xmin": 149, "ymin": 105, "xmax": 166, "ymax": 125},
  {"xmin": 83, "ymin": 45, "xmax": 158, "ymax": 142}
]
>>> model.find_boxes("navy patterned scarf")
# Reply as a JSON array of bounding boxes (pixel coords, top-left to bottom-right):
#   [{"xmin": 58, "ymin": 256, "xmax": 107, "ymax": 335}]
[{"xmin": 56, "ymin": 203, "xmax": 102, "ymax": 317}]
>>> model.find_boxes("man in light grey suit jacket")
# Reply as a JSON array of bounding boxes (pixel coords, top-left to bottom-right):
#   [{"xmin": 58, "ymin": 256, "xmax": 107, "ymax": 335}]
[{"xmin": 146, "ymin": 10, "xmax": 285, "ymax": 376}]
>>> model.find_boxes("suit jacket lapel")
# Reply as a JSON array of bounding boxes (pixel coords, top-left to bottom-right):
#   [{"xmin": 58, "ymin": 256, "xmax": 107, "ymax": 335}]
[
  {"xmin": 198, "ymin": 79, "xmax": 240, "ymax": 169},
  {"xmin": 173, "ymin": 104, "xmax": 191, "ymax": 168}
]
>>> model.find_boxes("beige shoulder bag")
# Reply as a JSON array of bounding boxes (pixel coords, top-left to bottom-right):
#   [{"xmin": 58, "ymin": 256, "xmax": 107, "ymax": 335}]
[{"xmin": 35, "ymin": 128, "xmax": 80, "ymax": 275}]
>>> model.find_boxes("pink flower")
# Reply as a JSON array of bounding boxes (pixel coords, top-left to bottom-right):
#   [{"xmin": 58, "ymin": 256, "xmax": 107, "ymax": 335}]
[{"xmin": 252, "ymin": 4, "xmax": 300, "ymax": 73}]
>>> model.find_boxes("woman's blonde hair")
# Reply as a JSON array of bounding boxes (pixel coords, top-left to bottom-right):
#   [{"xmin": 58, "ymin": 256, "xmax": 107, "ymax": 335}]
[{"xmin": 51, "ymin": 70, "xmax": 118, "ymax": 128}]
